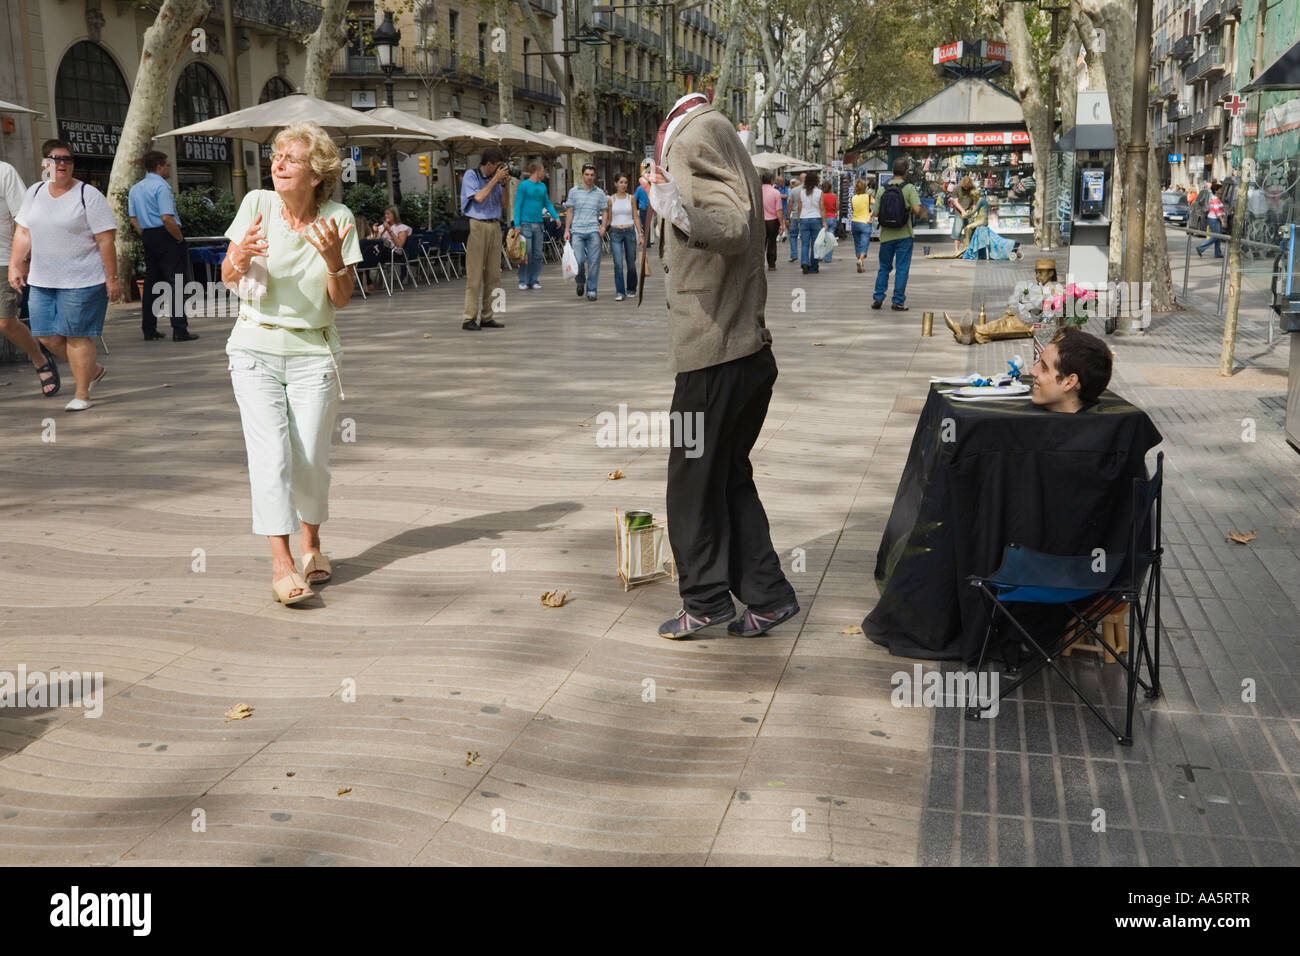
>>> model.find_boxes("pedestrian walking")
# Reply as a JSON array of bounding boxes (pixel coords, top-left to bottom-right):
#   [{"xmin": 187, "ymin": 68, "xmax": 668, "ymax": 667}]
[
  {"xmin": 128, "ymin": 150, "xmax": 198, "ymax": 342},
  {"xmin": 0, "ymin": 159, "xmax": 61, "ymax": 397},
  {"xmin": 850, "ymin": 178, "xmax": 873, "ymax": 273},
  {"xmin": 760, "ymin": 170, "xmax": 784, "ymax": 271},
  {"xmin": 821, "ymin": 180, "xmax": 838, "ymax": 263},
  {"xmin": 796, "ymin": 175, "xmax": 827, "ymax": 274},
  {"xmin": 8, "ymin": 139, "xmax": 113, "ymax": 412},
  {"xmin": 647, "ymin": 93, "xmax": 799, "ymax": 641},
  {"xmin": 512, "ymin": 160, "xmax": 557, "ymax": 290},
  {"xmin": 460, "ymin": 146, "xmax": 510, "ymax": 331},
  {"xmin": 872, "ymin": 158, "xmax": 923, "ymax": 311},
  {"xmin": 1197, "ymin": 182, "xmax": 1226, "ymax": 258},
  {"xmin": 607, "ymin": 173, "xmax": 641, "ymax": 301},
  {"xmin": 220, "ymin": 121, "xmax": 362, "ymax": 606},
  {"xmin": 786, "ymin": 175, "xmax": 804, "ymax": 262},
  {"xmin": 563, "ymin": 163, "xmax": 608, "ymax": 302}
]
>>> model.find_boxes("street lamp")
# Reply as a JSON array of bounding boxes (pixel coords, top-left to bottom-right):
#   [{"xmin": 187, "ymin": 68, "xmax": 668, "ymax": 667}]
[{"xmin": 372, "ymin": 11, "xmax": 402, "ymax": 204}]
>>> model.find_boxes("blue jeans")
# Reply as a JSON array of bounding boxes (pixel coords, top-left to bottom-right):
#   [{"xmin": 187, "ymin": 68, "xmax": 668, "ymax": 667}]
[
  {"xmin": 28, "ymin": 283, "xmax": 109, "ymax": 337},
  {"xmin": 1198, "ymin": 218, "xmax": 1224, "ymax": 257},
  {"xmin": 823, "ymin": 217, "xmax": 837, "ymax": 261},
  {"xmin": 573, "ymin": 230, "xmax": 602, "ymax": 294},
  {"xmin": 609, "ymin": 226, "xmax": 638, "ymax": 296},
  {"xmin": 519, "ymin": 221, "xmax": 545, "ymax": 285},
  {"xmin": 798, "ymin": 219, "xmax": 821, "ymax": 272},
  {"xmin": 851, "ymin": 221, "xmax": 872, "ymax": 256},
  {"xmin": 874, "ymin": 236, "xmax": 914, "ymax": 306},
  {"xmin": 788, "ymin": 221, "xmax": 799, "ymax": 260}
]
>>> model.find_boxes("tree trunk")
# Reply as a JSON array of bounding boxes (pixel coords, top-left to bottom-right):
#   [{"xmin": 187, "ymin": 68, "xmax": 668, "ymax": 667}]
[
  {"xmin": 1002, "ymin": 5, "xmax": 1053, "ymax": 247},
  {"xmin": 496, "ymin": 0, "xmax": 513, "ymax": 124},
  {"xmin": 106, "ymin": 0, "xmax": 211, "ymax": 300},
  {"xmin": 303, "ymin": 0, "xmax": 350, "ymax": 99}
]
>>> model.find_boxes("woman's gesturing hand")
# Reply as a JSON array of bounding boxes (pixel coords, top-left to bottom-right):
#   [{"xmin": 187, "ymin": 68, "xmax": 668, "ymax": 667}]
[
  {"xmin": 304, "ymin": 217, "xmax": 354, "ymax": 273},
  {"xmin": 232, "ymin": 213, "xmax": 268, "ymax": 271}
]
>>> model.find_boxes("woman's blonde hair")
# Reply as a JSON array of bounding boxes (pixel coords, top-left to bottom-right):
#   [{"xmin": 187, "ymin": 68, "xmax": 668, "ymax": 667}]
[
  {"xmin": 959, "ymin": 175, "xmax": 976, "ymax": 193},
  {"xmin": 854, "ymin": 178, "xmax": 867, "ymax": 195},
  {"xmin": 383, "ymin": 204, "xmax": 402, "ymax": 224},
  {"xmin": 272, "ymin": 121, "xmax": 342, "ymax": 205}
]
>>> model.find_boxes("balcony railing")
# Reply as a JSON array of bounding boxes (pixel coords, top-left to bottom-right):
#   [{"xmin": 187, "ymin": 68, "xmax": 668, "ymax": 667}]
[
  {"xmin": 1154, "ymin": 123, "xmax": 1175, "ymax": 145},
  {"xmin": 233, "ymin": 0, "xmax": 322, "ymax": 33},
  {"xmin": 1210, "ymin": 73, "xmax": 1233, "ymax": 103},
  {"xmin": 513, "ymin": 70, "xmax": 562, "ymax": 104},
  {"xmin": 1191, "ymin": 105, "xmax": 1222, "ymax": 132},
  {"xmin": 1188, "ymin": 44, "xmax": 1227, "ymax": 81},
  {"xmin": 1172, "ymin": 34, "xmax": 1195, "ymax": 59},
  {"xmin": 529, "ymin": 0, "xmax": 558, "ymax": 15},
  {"xmin": 1160, "ymin": 76, "xmax": 1178, "ymax": 100},
  {"xmin": 1198, "ymin": 0, "xmax": 1224, "ymax": 30}
]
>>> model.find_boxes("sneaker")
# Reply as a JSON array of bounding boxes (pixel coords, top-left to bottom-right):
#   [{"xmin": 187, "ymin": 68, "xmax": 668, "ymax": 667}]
[
  {"xmin": 587, "ymin": 293, "xmax": 597, "ymax": 301},
  {"xmin": 576, "ymin": 277, "xmax": 585, "ymax": 296},
  {"xmin": 615, "ymin": 293, "xmax": 625, "ymax": 301},
  {"xmin": 871, "ymin": 299, "xmax": 883, "ymax": 310},
  {"xmin": 462, "ymin": 319, "xmax": 480, "ymax": 331},
  {"xmin": 727, "ymin": 599, "xmax": 800, "ymax": 637},
  {"xmin": 518, "ymin": 282, "xmax": 528, "ymax": 291},
  {"xmin": 658, "ymin": 606, "xmax": 736, "ymax": 640},
  {"xmin": 530, "ymin": 282, "xmax": 542, "ymax": 290},
  {"xmin": 856, "ymin": 261, "xmax": 864, "ymax": 273},
  {"xmin": 891, "ymin": 303, "xmax": 909, "ymax": 311}
]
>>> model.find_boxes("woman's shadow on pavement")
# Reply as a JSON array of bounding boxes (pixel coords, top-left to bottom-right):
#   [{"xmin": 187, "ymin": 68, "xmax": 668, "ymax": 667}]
[{"xmin": 327, "ymin": 501, "xmax": 582, "ymax": 586}]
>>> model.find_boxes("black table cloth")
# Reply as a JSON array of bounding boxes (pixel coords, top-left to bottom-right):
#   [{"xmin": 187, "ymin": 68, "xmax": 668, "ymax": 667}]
[{"xmin": 863, "ymin": 383, "xmax": 1163, "ymax": 663}]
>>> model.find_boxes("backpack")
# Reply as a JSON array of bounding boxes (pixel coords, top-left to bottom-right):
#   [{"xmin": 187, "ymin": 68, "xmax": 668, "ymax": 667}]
[{"xmin": 878, "ymin": 182, "xmax": 909, "ymax": 229}]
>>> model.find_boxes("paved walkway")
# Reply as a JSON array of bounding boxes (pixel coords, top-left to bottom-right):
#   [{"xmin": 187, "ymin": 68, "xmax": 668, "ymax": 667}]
[{"xmin": 0, "ymin": 230, "xmax": 1295, "ymax": 866}]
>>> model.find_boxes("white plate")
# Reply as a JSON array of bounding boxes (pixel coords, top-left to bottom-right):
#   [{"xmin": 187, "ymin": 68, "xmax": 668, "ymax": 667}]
[{"xmin": 951, "ymin": 382, "xmax": 1031, "ymax": 399}]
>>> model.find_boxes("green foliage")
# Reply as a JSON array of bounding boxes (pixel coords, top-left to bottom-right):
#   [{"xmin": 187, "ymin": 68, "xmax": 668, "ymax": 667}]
[
  {"xmin": 176, "ymin": 187, "xmax": 238, "ymax": 238},
  {"xmin": 427, "ymin": 187, "xmax": 454, "ymax": 230},
  {"xmin": 343, "ymin": 182, "xmax": 390, "ymax": 225},
  {"xmin": 401, "ymin": 190, "xmax": 430, "ymax": 229}
]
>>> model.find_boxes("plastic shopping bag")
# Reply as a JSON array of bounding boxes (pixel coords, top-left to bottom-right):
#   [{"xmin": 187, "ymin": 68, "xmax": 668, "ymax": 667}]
[
  {"xmin": 506, "ymin": 227, "xmax": 525, "ymax": 263},
  {"xmin": 813, "ymin": 227, "xmax": 837, "ymax": 259},
  {"xmin": 562, "ymin": 240, "xmax": 579, "ymax": 279}
]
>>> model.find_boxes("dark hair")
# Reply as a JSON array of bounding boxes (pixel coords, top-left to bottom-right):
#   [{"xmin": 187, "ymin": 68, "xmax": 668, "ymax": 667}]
[
  {"xmin": 1211, "ymin": 182, "xmax": 1222, "ymax": 195},
  {"xmin": 1051, "ymin": 327, "xmax": 1112, "ymax": 403},
  {"xmin": 481, "ymin": 146, "xmax": 506, "ymax": 166},
  {"xmin": 581, "ymin": 163, "xmax": 596, "ymax": 172},
  {"xmin": 142, "ymin": 150, "xmax": 169, "ymax": 172},
  {"xmin": 42, "ymin": 138, "xmax": 72, "ymax": 158},
  {"xmin": 820, "ymin": 179, "xmax": 832, "ymax": 192},
  {"xmin": 525, "ymin": 160, "xmax": 543, "ymax": 175},
  {"xmin": 760, "ymin": 170, "xmax": 772, "ymax": 185},
  {"xmin": 803, "ymin": 176, "xmax": 818, "ymax": 197},
  {"xmin": 892, "ymin": 156, "xmax": 909, "ymax": 177}
]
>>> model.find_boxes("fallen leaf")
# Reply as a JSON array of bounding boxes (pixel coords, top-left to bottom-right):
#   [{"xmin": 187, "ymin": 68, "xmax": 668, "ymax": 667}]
[
  {"xmin": 0, "ymin": 382, "xmax": 10, "ymax": 387},
  {"xmin": 224, "ymin": 702, "xmax": 254, "ymax": 720},
  {"xmin": 841, "ymin": 625, "xmax": 864, "ymax": 635},
  {"xmin": 285, "ymin": 772, "xmax": 295, "ymax": 777},
  {"xmin": 162, "ymin": 383, "xmax": 171, "ymax": 388},
  {"xmin": 541, "ymin": 588, "xmax": 570, "ymax": 608},
  {"xmin": 1227, "ymin": 530, "xmax": 1257, "ymax": 545},
  {"xmin": 606, "ymin": 469, "xmax": 624, "ymax": 480},
  {"xmin": 423, "ymin": 333, "xmax": 432, "ymax": 339},
  {"xmin": 466, "ymin": 751, "xmax": 482, "ymax": 766},
  {"xmin": 578, "ymin": 421, "xmax": 590, "ymax": 427},
  {"xmin": 812, "ymin": 342, "xmax": 825, "ymax": 347},
  {"xmin": 337, "ymin": 787, "xmax": 352, "ymax": 796}
]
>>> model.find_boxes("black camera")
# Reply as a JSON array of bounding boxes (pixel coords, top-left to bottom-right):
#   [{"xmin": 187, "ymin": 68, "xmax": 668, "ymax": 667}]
[{"xmin": 507, "ymin": 166, "xmax": 523, "ymax": 179}]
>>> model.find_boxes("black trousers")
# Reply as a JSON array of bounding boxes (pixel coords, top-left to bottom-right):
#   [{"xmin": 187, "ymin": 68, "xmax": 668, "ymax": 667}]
[
  {"xmin": 764, "ymin": 218, "xmax": 780, "ymax": 267},
  {"xmin": 141, "ymin": 227, "xmax": 191, "ymax": 334},
  {"xmin": 667, "ymin": 346, "xmax": 796, "ymax": 617}
]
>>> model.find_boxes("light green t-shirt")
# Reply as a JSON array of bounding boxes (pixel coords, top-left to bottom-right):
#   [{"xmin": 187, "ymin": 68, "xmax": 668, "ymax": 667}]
[
  {"xmin": 874, "ymin": 182, "xmax": 922, "ymax": 243},
  {"xmin": 223, "ymin": 189, "xmax": 362, "ymax": 356}
]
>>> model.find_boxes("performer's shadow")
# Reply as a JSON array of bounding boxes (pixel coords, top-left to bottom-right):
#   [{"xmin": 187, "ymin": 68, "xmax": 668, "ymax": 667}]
[{"xmin": 328, "ymin": 501, "xmax": 582, "ymax": 586}]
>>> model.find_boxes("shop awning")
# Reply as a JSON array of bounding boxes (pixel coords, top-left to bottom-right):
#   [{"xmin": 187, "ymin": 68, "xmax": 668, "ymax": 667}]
[
  {"xmin": 881, "ymin": 77, "xmax": 1024, "ymax": 129},
  {"xmin": 1242, "ymin": 39, "xmax": 1300, "ymax": 92}
]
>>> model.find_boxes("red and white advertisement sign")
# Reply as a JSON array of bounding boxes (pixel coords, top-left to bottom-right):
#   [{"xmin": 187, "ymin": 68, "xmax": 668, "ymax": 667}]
[
  {"xmin": 980, "ymin": 40, "xmax": 1007, "ymax": 61},
  {"xmin": 891, "ymin": 129, "xmax": 1029, "ymax": 147},
  {"xmin": 933, "ymin": 42, "xmax": 963, "ymax": 64}
]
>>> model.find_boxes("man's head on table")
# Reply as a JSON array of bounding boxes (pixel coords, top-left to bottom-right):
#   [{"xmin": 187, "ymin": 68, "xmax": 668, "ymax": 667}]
[{"xmin": 1030, "ymin": 328, "xmax": 1113, "ymax": 413}]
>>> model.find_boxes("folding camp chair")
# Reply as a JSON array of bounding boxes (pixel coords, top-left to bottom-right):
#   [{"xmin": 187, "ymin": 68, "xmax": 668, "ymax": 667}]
[{"xmin": 964, "ymin": 451, "xmax": 1164, "ymax": 745}]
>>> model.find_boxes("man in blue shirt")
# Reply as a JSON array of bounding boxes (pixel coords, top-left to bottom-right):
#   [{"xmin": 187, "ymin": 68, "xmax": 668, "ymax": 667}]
[
  {"xmin": 128, "ymin": 151, "xmax": 197, "ymax": 341},
  {"xmin": 459, "ymin": 146, "xmax": 510, "ymax": 330},
  {"xmin": 563, "ymin": 163, "xmax": 608, "ymax": 301}
]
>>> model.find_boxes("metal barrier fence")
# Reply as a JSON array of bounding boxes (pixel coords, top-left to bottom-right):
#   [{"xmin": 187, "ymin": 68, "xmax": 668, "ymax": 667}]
[{"xmin": 1168, "ymin": 221, "xmax": 1294, "ymax": 344}]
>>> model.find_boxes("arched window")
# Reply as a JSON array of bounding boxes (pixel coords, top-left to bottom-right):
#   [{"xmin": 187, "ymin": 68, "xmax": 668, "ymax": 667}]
[
  {"xmin": 174, "ymin": 61, "xmax": 229, "ymax": 128},
  {"xmin": 259, "ymin": 75, "xmax": 295, "ymax": 103},
  {"xmin": 55, "ymin": 40, "xmax": 129, "ymax": 125}
]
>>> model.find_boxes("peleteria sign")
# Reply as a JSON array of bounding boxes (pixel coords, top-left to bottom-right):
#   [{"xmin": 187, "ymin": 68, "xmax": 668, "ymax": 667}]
[{"xmin": 893, "ymin": 130, "xmax": 1030, "ymax": 147}]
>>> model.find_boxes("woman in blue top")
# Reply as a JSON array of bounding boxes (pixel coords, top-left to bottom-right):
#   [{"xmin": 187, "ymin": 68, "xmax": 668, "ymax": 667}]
[{"xmin": 512, "ymin": 161, "xmax": 558, "ymax": 290}]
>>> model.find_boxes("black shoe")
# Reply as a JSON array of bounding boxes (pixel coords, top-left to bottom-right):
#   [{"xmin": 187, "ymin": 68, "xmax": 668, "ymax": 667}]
[
  {"xmin": 871, "ymin": 299, "xmax": 883, "ymax": 310},
  {"xmin": 172, "ymin": 330, "xmax": 199, "ymax": 341},
  {"xmin": 658, "ymin": 606, "xmax": 736, "ymax": 640},
  {"xmin": 479, "ymin": 318, "xmax": 504, "ymax": 328},
  {"xmin": 1196, "ymin": 247, "xmax": 1204, "ymax": 258},
  {"xmin": 143, "ymin": 331, "xmax": 166, "ymax": 340},
  {"xmin": 801, "ymin": 264, "xmax": 808, "ymax": 274},
  {"xmin": 727, "ymin": 599, "xmax": 800, "ymax": 637},
  {"xmin": 891, "ymin": 304, "xmax": 909, "ymax": 311},
  {"xmin": 575, "ymin": 277, "xmax": 585, "ymax": 297},
  {"xmin": 462, "ymin": 319, "xmax": 480, "ymax": 331}
]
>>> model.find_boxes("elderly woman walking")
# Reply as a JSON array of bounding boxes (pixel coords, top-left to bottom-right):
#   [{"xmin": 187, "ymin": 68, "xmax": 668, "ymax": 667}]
[
  {"xmin": 7, "ymin": 139, "xmax": 114, "ymax": 412},
  {"xmin": 221, "ymin": 121, "xmax": 362, "ymax": 605}
]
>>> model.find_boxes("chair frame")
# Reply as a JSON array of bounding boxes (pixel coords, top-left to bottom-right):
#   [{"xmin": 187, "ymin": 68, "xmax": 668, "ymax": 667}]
[{"xmin": 964, "ymin": 452, "xmax": 1164, "ymax": 745}]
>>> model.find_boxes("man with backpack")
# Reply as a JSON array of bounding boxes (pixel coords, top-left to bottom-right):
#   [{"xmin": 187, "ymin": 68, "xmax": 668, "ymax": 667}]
[{"xmin": 872, "ymin": 158, "xmax": 923, "ymax": 311}]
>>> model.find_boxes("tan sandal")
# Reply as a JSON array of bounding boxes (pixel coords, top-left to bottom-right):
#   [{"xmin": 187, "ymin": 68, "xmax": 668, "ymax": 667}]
[
  {"xmin": 272, "ymin": 572, "xmax": 314, "ymax": 605},
  {"xmin": 302, "ymin": 552, "xmax": 332, "ymax": 584}
]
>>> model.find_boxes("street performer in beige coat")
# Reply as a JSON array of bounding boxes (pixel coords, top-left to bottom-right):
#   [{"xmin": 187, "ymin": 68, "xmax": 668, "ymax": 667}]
[{"xmin": 646, "ymin": 93, "xmax": 800, "ymax": 640}]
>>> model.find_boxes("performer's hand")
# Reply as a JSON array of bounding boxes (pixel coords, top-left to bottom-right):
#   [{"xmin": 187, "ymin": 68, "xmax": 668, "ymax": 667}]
[
  {"xmin": 648, "ymin": 162, "xmax": 669, "ymax": 185},
  {"xmin": 304, "ymin": 217, "xmax": 354, "ymax": 274},
  {"xmin": 234, "ymin": 214, "xmax": 268, "ymax": 270}
]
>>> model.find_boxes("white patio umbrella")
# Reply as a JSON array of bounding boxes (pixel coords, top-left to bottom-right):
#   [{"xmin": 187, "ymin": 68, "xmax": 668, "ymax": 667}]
[
  {"xmin": 535, "ymin": 128, "xmax": 624, "ymax": 156},
  {"xmin": 482, "ymin": 122, "xmax": 555, "ymax": 153},
  {"xmin": 344, "ymin": 108, "xmax": 450, "ymax": 207},
  {"xmin": 751, "ymin": 151, "xmax": 809, "ymax": 171},
  {"xmin": 157, "ymin": 94, "xmax": 404, "ymax": 144},
  {"xmin": 0, "ymin": 99, "xmax": 42, "ymax": 116}
]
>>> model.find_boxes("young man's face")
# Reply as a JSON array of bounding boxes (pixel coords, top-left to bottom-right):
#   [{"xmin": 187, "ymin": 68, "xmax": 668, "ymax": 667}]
[
  {"xmin": 1030, "ymin": 343, "xmax": 1081, "ymax": 412},
  {"xmin": 582, "ymin": 168, "xmax": 596, "ymax": 188}
]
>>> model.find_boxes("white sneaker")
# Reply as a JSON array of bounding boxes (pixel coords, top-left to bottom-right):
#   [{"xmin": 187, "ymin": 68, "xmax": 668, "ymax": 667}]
[
  {"xmin": 530, "ymin": 282, "xmax": 542, "ymax": 290},
  {"xmin": 615, "ymin": 293, "xmax": 625, "ymax": 301},
  {"xmin": 64, "ymin": 398, "xmax": 93, "ymax": 412},
  {"xmin": 518, "ymin": 283, "xmax": 528, "ymax": 291}
]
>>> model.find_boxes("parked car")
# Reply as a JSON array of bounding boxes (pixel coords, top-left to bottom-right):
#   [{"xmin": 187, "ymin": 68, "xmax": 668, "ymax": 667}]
[{"xmin": 1162, "ymin": 189, "xmax": 1189, "ymax": 224}]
